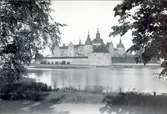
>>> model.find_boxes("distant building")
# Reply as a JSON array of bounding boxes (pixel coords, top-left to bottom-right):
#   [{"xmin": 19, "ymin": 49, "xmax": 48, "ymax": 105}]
[
  {"xmin": 41, "ymin": 29, "xmax": 159, "ymax": 65},
  {"xmin": 52, "ymin": 29, "xmax": 126, "ymax": 57}
]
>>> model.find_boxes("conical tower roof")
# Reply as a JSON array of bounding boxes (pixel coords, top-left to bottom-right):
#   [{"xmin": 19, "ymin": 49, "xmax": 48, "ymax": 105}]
[
  {"xmin": 117, "ymin": 38, "xmax": 125, "ymax": 48},
  {"xmin": 85, "ymin": 32, "xmax": 92, "ymax": 45},
  {"xmin": 92, "ymin": 28, "xmax": 104, "ymax": 44}
]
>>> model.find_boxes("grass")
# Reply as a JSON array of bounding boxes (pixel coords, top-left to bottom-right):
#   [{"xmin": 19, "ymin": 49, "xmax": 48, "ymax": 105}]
[
  {"xmin": 43, "ymin": 88, "xmax": 167, "ymax": 106},
  {"xmin": 103, "ymin": 92, "xmax": 167, "ymax": 106},
  {"xmin": 100, "ymin": 92, "xmax": 167, "ymax": 114},
  {"xmin": 0, "ymin": 88, "xmax": 104, "ymax": 114},
  {"xmin": 2, "ymin": 90, "xmax": 167, "ymax": 114},
  {"xmin": 44, "ymin": 88, "xmax": 103, "ymax": 104}
]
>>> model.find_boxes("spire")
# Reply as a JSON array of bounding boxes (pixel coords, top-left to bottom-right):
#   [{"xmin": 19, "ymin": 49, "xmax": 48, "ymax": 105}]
[
  {"xmin": 79, "ymin": 39, "xmax": 81, "ymax": 45},
  {"xmin": 96, "ymin": 28, "xmax": 100, "ymax": 39},
  {"xmin": 85, "ymin": 31, "xmax": 92, "ymax": 45},
  {"xmin": 119, "ymin": 38, "xmax": 122, "ymax": 44},
  {"xmin": 117, "ymin": 38, "xmax": 125, "ymax": 48},
  {"xmin": 88, "ymin": 31, "xmax": 90, "ymax": 38},
  {"xmin": 97, "ymin": 28, "xmax": 99, "ymax": 33}
]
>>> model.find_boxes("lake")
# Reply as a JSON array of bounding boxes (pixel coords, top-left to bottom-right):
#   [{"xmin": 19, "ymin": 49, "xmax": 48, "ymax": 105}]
[{"xmin": 27, "ymin": 64, "xmax": 167, "ymax": 94}]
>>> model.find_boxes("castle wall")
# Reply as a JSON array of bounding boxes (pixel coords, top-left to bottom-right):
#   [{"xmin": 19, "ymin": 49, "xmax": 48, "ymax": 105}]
[
  {"xmin": 67, "ymin": 44, "xmax": 75, "ymax": 57},
  {"xmin": 53, "ymin": 46, "xmax": 61, "ymax": 57},
  {"xmin": 42, "ymin": 53, "xmax": 112, "ymax": 66},
  {"xmin": 43, "ymin": 57, "xmax": 89, "ymax": 65},
  {"xmin": 83, "ymin": 45, "xmax": 93, "ymax": 56},
  {"xmin": 88, "ymin": 53, "xmax": 112, "ymax": 66},
  {"xmin": 117, "ymin": 48, "xmax": 126, "ymax": 55}
]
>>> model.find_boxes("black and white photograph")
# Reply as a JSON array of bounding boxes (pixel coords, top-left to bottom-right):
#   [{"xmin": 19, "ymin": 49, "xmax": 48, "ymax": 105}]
[{"xmin": 0, "ymin": 0, "xmax": 167, "ymax": 114}]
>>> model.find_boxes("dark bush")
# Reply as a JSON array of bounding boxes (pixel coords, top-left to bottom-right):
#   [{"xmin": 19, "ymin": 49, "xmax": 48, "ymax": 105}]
[
  {"xmin": 61, "ymin": 61, "xmax": 66, "ymax": 64},
  {"xmin": 103, "ymin": 92, "xmax": 165, "ymax": 106},
  {"xmin": 0, "ymin": 82, "xmax": 51, "ymax": 101},
  {"xmin": 40, "ymin": 61, "xmax": 44, "ymax": 64},
  {"xmin": 41, "ymin": 61, "xmax": 47, "ymax": 64},
  {"xmin": 55, "ymin": 61, "xmax": 58, "ymax": 64},
  {"xmin": 67, "ymin": 62, "xmax": 70, "ymax": 64},
  {"xmin": 103, "ymin": 92, "xmax": 128, "ymax": 105}
]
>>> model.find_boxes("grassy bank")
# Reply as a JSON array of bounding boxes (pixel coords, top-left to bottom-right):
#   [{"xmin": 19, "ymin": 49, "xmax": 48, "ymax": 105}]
[
  {"xmin": 44, "ymin": 88, "xmax": 104, "ymax": 104},
  {"xmin": 0, "ymin": 89, "xmax": 104, "ymax": 114},
  {"xmin": 100, "ymin": 92, "xmax": 167, "ymax": 114},
  {"xmin": 1, "ymin": 90, "xmax": 167, "ymax": 114},
  {"xmin": 103, "ymin": 92, "xmax": 167, "ymax": 106},
  {"xmin": 45, "ymin": 90, "xmax": 167, "ymax": 106}
]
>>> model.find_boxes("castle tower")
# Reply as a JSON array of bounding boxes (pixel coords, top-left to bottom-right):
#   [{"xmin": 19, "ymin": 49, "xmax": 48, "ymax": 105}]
[
  {"xmin": 92, "ymin": 28, "xmax": 104, "ymax": 46},
  {"xmin": 96, "ymin": 28, "xmax": 100, "ymax": 39},
  {"xmin": 85, "ymin": 32, "xmax": 92, "ymax": 45},
  {"xmin": 108, "ymin": 41, "xmax": 114, "ymax": 56},
  {"xmin": 83, "ymin": 32, "xmax": 93, "ymax": 56},
  {"xmin": 53, "ymin": 45, "xmax": 61, "ymax": 57},
  {"xmin": 116, "ymin": 38, "xmax": 125, "ymax": 55},
  {"xmin": 117, "ymin": 38, "xmax": 125, "ymax": 49},
  {"xmin": 67, "ymin": 42, "xmax": 75, "ymax": 57},
  {"xmin": 78, "ymin": 39, "xmax": 82, "ymax": 45}
]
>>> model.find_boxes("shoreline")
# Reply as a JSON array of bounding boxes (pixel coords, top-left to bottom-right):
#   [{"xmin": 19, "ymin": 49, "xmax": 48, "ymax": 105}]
[{"xmin": 26, "ymin": 63, "xmax": 161, "ymax": 70}]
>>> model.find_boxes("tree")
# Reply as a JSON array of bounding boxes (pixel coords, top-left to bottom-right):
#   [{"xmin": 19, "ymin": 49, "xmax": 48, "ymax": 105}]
[
  {"xmin": 34, "ymin": 51, "xmax": 44, "ymax": 62},
  {"xmin": 47, "ymin": 22, "xmax": 66, "ymax": 55},
  {"xmin": 0, "ymin": 0, "xmax": 64, "ymax": 85},
  {"xmin": 110, "ymin": 0, "xmax": 167, "ymax": 75}
]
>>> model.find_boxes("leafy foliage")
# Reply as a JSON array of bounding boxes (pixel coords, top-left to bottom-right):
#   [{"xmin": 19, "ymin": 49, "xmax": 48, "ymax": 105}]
[
  {"xmin": 0, "ymin": 0, "xmax": 64, "ymax": 85},
  {"xmin": 0, "ymin": 82, "xmax": 51, "ymax": 101},
  {"xmin": 101, "ymin": 92, "xmax": 167, "ymax": 114},
  {"xmin": 110, "ymin": 0, "xmax": 167, "ymax": 75},
  {"xmin": 47, "ymin": 22, "xmax": 66, "ymax": 54}
]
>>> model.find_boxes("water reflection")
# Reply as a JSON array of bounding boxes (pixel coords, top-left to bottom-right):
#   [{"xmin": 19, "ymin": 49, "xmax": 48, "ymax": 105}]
[{"xmin": 28, "ymin": 66, "xmax": 167, "ymax": 93}]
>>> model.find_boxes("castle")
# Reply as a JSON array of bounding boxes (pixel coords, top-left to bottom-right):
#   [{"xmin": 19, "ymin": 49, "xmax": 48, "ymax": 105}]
[
  {"xmin": 52, "ymin": 29, "xmax": 126, "ymax": 58},
  {"xmin": 41, "ymin": 29, "xmax": 158, "ymax": 65}
]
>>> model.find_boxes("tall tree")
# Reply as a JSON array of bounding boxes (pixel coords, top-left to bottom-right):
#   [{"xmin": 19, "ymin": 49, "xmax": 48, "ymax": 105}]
[
  {"xmin": 110, "ymin": 0, "xmax": 167, "ymax": 75},
  {"xmin": 47, "ymin": 22, "xmax": 66, "ymax": 55},
  {"xmin": 0, "ymin": 0, "xmax": 64, "ymax": 84}
]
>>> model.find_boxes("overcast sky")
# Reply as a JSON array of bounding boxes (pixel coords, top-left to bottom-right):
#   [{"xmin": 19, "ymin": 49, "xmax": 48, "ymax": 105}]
[{"xmin": 50, "ymin": 1, "xmax": 133, "ymax": 50}]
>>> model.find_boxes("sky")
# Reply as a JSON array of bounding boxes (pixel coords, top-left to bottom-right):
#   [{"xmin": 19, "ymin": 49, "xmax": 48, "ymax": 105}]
[{"xmin": 50, "ymin": 0, "xmax": 133, "ymax": 50}]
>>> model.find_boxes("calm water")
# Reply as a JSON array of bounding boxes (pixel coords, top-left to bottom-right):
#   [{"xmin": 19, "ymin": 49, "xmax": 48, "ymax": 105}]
[{"xmin": 28, "ymin": 64, "xmax": 167, "ymax": 94}]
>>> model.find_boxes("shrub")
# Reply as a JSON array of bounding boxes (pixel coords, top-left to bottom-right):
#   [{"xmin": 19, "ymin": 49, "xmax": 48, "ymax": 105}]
[
  {"xmin": 103, "ymin": 92, "xmax": 166, "ymax": 106},
  {"xmin": 40, "ymin": 61, "xmax": 47, "ymax": 64},
  {"xmin": 61, "ymin": 61, "xmax": 66, "ymax": 64},
  {"xmin": 42, "ymin": 61, "xmax": 47, "ymax": 64},
  {"xmin": 0, "ymin": 82, "xmax": 51, "ymax": 101}
]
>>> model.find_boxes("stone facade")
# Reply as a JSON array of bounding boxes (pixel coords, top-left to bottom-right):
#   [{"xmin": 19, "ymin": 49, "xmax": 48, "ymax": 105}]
[
  {"xmin": 88, "ymin": 53, "xmax": 112, "ymax": 66},
  {"xmin": 43, "ymin": 53, "xmax": 112, "ymax": 66},
  {"xmin": 43, "ymin": 57, "xmax": 89, "ymax": 65}
]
